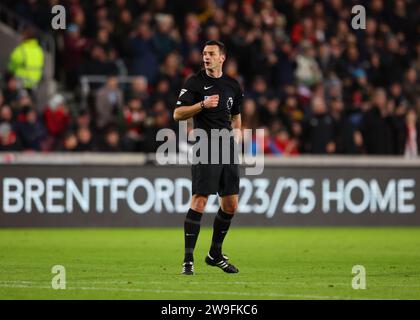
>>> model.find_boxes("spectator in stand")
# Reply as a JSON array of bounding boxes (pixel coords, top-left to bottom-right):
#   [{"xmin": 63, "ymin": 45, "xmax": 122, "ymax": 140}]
[
  {"xmin": 43, "ymin": 94, "xmax": 72, "ymax": 144},
  {"xmin": 157, "ymin": 51, "xmax": 183, "ymax": 96},
  {"xmin": 265, "ymin": 121, "xmax": 299, "ymax": 156},
  {"xmin": 330, "ymin": 96, "xmax": 363, "ymax": 154},
  {"xmin": 302, "ymin": 96, "xmax": 336, "ymax": 154},
  {"xmin": 151, "ymin": 77, "xmax": 175, "ymax": 108},
  {"xmin": 114, "ymin": 8, "xmax": 134, "ymax": 56},
  {"xmin": 100, "ymin": 125, "xmax": 122, "ymax": 152},
  {"xmin": 95, "ymin": 27, "xmax": 115, "ymax": 54},
  {"xmin": 0, "ymin": 104, "xmax": 13, "ymax": 125},
  {"xmin": 14, "ymin": 106, "xmax": 48, "ymax": 151},
  {"xmin": 256, "ymin": 31, "xmax": 279, "ymax": 87},
  {"xmin": 122, "ymin": 97, "xmax": 147, "ymax": 152},
  {"xmin": 290, "ymin": 120, "xmax": 304, "ymax": 152},
  {"xmin": 367, "ymin": 52, "xmax": 386, "ymax": 88},
  {"xmin": 129, "ymin": 21, "xmax": 159, "ymax": 83},
  {"xmin": 295, "ymin": 40, "xmax": 322, "ymax": 88},
  {"xmin": 0, "ymin": 122, "xmax": 22, "ymax": 151},
  {"xmin": 80, "ymin": 44, "xmax": 119, "ymax": 80},
  {"xmin": 0, "ymin": 104, "xmax": 22, "ymax": 151},
  {"xmin": 153, "ymin": 14, "xmax": 179, "ymax": 63},
  {"xmin": 241, "ymin": 98, "xmax": 259, "ymax": 131},
  {"xmin": 75, "ymin": 109, "xmax": 92, "ymax": 130},
  {"xmin": 389, "ymin": 82, "xmax": 406, "ymax": 108},
  {"xmin": 344, "ymin": 45, "xmax": 364, "ymax": 83},
  {"xmin": 58, "ymin": 131, "xmax": 78, "ymax": 152},
  {"xmin": 381, "ymin": 35, "xmax": 407, "ymax": 86},
  {"xmin": 80, "ymin": 44, "xmax": 118, "ymax": 80},
  {"xmin": 403, "ymin": 108, "xmax": 420, "ymax": 158},
  {"xmin": 182, "ymin": 47, "xmax": 203, "ymax": 76},
  {"xmin": 0, "ymin": 93, "xmax": 4, "ymax": 111},
  {"xmin": 14, "ymin": 90, "xmax": 34, "ymax": 112},
  {"xmin": 224, "ymin": 58, "xmax": 244, "ymax": 86},
  {"xmin": 360, "ymin": 88, "xmax": 396, "ymax": 155},
  {"xmin": 143, "ymin": 99, "xmax": 173, "ymax": 152},
  {"xmin": 2, "ymin": 76, "xmax": 20, "ymax": 109},
  {"xmin": 126, "ymin": 76, "xmax": 149, "ymax": 105},
  {"xmin": 62, "ymin": 23, "xmax": 91, "ymax": 88},
  {"xmin": 248, "ymin": 76, "xmax": 271, "ymax": 110},
  {"xmin": 276, "ymin": 39, "xmax": 296, "ymax": 87},
  {"xmin": 282, "ymin": 94, "xmax": 303, "ymax": 124},
  {"xmin": 259, "ymin": 95, "xmax": 290, "ymax": 130},
  {"xmin": 181, "ymin": 27, "xmax": 201, "ymax": 62},
  {"xmin": 94, "ymin": 75, "xmax": 124, "ymax": 133},
  {"xmin": 273, "ymin": 127, "xmax": 299, "ymax": 156},
  {"xmin": 402, "ymin": 68, "xmax": 420, "ymax": 110},
  {"xmin": 75, "ymin": 126, "xmax": 96, "ymax": 151},
  {"xmin": 394, "ymin": 99, "xmax": 410, "ymax": 155},
  {"xmin": 7, "ymin": 26, "xmax": 44, "ymax": 91}
]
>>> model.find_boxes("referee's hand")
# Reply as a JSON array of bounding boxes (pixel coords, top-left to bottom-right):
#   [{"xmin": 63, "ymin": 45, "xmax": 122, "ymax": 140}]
[{"xmin": 203, "ymin": 95, "xmax": 219, "ymax": 108}]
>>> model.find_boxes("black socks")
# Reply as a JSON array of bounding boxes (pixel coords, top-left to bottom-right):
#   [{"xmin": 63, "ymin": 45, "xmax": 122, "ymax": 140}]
[
  {"xmin": 184, "ymin": 208, "xmax": 203, "ymax": 262},
  {"xmin": 209, "ymin": 208, "xmax": 234, "ymax": 258},
  {"xmin": 184, "ymin": 207, "xmax": 235, "ymax": 262}
]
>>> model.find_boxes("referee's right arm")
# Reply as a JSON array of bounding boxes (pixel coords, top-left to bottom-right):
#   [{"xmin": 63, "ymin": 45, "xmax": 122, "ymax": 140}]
[{"xmin": 173, "ymin": 96, "xmax": 219, "ymax": 121}]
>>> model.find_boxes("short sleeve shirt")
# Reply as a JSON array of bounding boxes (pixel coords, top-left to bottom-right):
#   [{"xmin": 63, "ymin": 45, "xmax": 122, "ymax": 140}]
[{"xmin": 176, "ymin": 70, "xmax": 243, "ymax": 132}]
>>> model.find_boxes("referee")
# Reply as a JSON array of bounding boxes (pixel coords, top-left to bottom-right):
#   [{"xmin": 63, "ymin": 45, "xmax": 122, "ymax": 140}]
[{"xmin": 173, "ymin": 40, "xmax": 243, "ymax": 275}]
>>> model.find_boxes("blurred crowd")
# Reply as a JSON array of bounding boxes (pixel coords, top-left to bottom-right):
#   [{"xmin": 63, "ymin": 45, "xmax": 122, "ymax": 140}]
[{"xmin": 1, "ymin": 0, "xmax": 419, "ymax": 156}]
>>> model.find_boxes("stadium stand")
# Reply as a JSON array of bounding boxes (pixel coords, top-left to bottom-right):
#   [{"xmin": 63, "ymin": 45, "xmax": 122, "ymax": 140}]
[{"xmin": 0, "ymin": 0, "xmax": 419, "ymax": 156}]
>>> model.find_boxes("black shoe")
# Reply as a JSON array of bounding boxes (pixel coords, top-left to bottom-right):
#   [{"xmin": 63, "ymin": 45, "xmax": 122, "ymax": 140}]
[
  {"xmin": 181, "ymin": 261, "xmax": 194, "ymax": 275},
  {"xmin": 205, "ymin": 253, "xmax": 239, "ymax": 273}
]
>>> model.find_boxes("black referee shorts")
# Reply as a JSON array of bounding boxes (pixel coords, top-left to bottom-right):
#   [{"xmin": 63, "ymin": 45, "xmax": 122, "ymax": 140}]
[
  {"xmin": 191, "ymin": 137, "xmax": 240, "ymax": 197},
  {"xmin": 191, "ymin": 162, "xmax": 239, "ymax": 196}
]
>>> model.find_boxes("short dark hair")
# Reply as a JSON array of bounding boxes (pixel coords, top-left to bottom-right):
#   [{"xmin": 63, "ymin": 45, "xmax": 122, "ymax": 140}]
[{"xmin": 204, "ymin": 40, "xmax": 226, "ymax": 55}]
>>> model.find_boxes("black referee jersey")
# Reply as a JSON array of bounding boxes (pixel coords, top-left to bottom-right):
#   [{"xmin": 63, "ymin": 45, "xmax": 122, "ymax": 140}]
[{"xmin": 176, "ymin": 69, "xmax": 243, "ymax": 132}]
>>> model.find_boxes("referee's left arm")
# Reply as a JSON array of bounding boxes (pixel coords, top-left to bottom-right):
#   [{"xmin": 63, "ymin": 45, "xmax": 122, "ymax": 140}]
[
  {"xmin": 231, "ymin": 88, "xmax": 243, "ymax": 144},
  {"xmin": 231, "ymin": 114, "xmax": 242, "ymax": 144}
]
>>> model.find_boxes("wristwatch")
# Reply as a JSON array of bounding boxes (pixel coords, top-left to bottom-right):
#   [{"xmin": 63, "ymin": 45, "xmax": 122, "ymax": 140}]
[{"xmin": 200, "ymin": 100, "xmax": 205, "ymax": 109}]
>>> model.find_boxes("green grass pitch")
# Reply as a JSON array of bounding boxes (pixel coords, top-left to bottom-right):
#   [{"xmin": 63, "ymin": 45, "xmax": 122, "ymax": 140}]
[{"xmin": 0, "ymin": 227, "xmax": 419, "ymax": 300}]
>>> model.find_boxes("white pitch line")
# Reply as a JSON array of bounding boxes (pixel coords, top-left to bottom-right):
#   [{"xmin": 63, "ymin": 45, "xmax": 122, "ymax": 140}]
[
  {"xmin": 0, "ymin": 282, "xmax": 348, "ymax": 299},
  {"xmin": 0, "ymin": 281, "xmax": 401, "ymax": 300},
  {"xmin": 1, "ymin": 280, "xmax": 420, "ymax": 288},
  {"xmin": 2, "ymin": 279, "xmax": 419, "ymax": 289},
  {"xmin": 57, "ymin": 281, "xmax": 420, "ymax": 289}
]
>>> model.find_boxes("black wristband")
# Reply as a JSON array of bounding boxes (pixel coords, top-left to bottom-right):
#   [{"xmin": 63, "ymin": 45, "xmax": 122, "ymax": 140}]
[{"xmin": 200, "ymin": 101, "xmax": 205, "ymax": 109}]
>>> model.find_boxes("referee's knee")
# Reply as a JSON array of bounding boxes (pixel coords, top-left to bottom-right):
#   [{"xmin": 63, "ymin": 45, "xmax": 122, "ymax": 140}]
[
  {"xmin": 221, "ymin": 203, "xmax": 238, "ymax": 214},
  {"xmin": 191, "ymin": 195, "xmax": 208, "ymax": 213}
]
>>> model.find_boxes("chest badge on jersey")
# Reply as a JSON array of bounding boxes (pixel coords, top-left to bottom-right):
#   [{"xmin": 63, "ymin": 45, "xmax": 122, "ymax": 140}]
[{"xmin": 226, "ymin": 97, "xmax": 233, "ymax": 111}]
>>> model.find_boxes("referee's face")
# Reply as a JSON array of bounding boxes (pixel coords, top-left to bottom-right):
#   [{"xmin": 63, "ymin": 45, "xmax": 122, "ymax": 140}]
[{"xmin": 203, "ymin": 45, "xmax": 225, "ymax": 72}]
